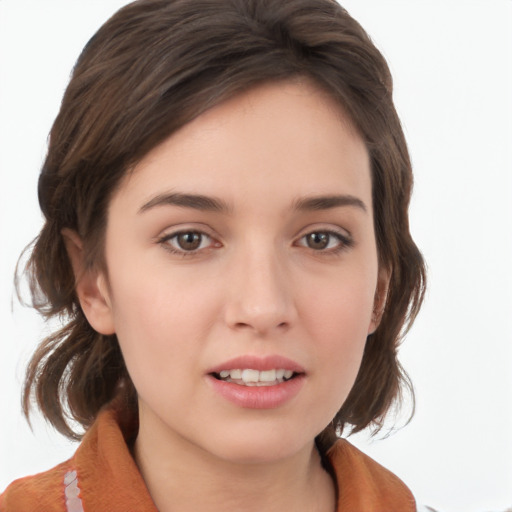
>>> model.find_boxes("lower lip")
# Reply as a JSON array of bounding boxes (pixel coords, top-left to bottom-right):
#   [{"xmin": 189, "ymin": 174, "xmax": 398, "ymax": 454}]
[{"xmin": 207, "ymin": 375, "xmax": 305, "ymax": 409}]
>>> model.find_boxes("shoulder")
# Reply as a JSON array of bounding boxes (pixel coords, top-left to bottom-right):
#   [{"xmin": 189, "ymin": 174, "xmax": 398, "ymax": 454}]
[
  {"xmin": 327, "ymin": 438, "xmax": 417, "ymax": 512},
  {"xmin": 1, "ymin": 405, "xmax": 154, "ymax": 512},
  {"xmin": 0, "ymin": 461, "xmax": 73, "ymax": 512}
]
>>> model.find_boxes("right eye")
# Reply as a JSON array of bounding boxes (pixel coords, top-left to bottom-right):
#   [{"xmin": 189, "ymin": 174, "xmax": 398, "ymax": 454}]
[{"xmin": 159, "ymin": 230, "xmax": 216, "ymax": 254}]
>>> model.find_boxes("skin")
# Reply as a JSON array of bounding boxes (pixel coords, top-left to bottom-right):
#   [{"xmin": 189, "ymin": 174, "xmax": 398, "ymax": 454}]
[{"xmin": 66, "ymin": 80, "xmax": 389, "ymax": 512}]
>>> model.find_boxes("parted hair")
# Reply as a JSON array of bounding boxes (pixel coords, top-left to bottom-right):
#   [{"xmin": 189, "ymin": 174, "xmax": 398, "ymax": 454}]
[{"xmin": 21, "ymin": 0, "xmax": 426, "ymax": 443}]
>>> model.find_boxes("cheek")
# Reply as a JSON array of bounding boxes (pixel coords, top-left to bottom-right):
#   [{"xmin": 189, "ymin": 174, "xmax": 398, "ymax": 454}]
[
  {"xmin": 310, "ymin": 297, "xmax": 369, "ymax": 378},
  {"xmin": 301, "ymin": 266, "xmax": 376, "ymax": 341},
  {"xmin": 108, "ymin": 263, "xmax": 234, "ymax": 387},
  {"xmin": 299, "ymin": 268, "xmax": 376, "ymax": 396}
]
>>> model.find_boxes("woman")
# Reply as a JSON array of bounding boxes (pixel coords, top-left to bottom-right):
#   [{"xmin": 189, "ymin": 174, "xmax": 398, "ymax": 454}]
[{"xmin": 0, "ymin": 0, "xmax": 427, "ymax": 510}]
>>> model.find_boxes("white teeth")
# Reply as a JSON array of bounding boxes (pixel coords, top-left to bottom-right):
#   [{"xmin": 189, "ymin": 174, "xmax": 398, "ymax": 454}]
[
  {"xmin": 241, "ymin": 369, "xmax": 259, "ymax": 383},
  {"xmin": 216, "ymin": 368, "xmax": 296, "ymax": 385},
  {"xmin": 230, "ymin": 369, "xmax": 242, "ymax": 379},
  {"xmin": 259, "ymin": 369, "xmax": 276, "ymax": 382}
]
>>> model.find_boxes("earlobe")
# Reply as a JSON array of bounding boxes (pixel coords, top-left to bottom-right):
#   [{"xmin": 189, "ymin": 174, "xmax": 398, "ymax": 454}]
[
  {"xmin": 368, "ymin": 266, "xmax": 391, "ymax": 335},
  {"xmin": 62, "ymin": 228, "xmax": 115, "ymax": 335}
]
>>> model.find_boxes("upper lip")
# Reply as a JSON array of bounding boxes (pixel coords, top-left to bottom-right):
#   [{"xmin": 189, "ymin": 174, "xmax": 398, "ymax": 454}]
[{"xmin": 207, "ymin": 355, "xmax": 305, "ymax": 374}]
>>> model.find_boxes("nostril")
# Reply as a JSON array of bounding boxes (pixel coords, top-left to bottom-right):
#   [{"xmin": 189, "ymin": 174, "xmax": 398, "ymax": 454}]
[
  {"xmin": 232, "ymin": 320, "xmax": 289, "ymax": 332},
  {"xmin": 233, "ymin": 322, "xmax": 251, "ymax": 330}
]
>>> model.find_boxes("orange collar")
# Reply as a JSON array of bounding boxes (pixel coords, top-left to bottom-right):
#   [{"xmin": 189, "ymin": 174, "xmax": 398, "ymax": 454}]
[{"xmin": 1, "ymin": 406, "xmax": 416, "ymax": 511}]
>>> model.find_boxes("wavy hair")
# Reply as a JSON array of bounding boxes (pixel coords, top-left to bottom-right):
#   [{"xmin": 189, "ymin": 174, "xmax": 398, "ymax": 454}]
[{"xmin": 20, "ymin": 0, "xmax": 426, "ymax": 442}]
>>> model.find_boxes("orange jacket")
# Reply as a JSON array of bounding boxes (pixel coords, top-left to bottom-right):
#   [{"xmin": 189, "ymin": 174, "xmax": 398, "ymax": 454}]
[{"xmin": 0, "ymin": 407, "xmax": 416, "ymax": 511}]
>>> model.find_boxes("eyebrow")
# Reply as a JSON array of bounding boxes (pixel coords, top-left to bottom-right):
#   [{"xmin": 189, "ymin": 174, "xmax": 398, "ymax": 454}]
[
  {"xmin": 139, "ymin": 192, "xmax": 231, "ymax": 214},
  {"xmin": 138, "ymin": 191, "xmax": 367, "ymax": 215},
  {"xmin": 292, "ymin": 194, "xmax": 367, "ymax": 213}
]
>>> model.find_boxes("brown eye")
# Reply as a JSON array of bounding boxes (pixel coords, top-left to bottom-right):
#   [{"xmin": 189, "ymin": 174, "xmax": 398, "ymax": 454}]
[
  {"xmin": 305, "ymin": 232, "xmax": 330, "ymax": 250},
  {"xmin": 176, "ymin": 232, "xmax": 203, "ymax": 251},
  {"xmin": 297, "ymin": 230, "xmax": 352, "ymax": 253},
  {"xmin": 160, "ymin": 230, "xmax": 215, "ymax": 254}
]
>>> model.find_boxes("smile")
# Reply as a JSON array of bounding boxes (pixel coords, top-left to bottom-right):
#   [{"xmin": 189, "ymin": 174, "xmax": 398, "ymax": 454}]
[
  {"xmin": 207, "ymin": 355, "xmax": 306, "ymax": 407},
  {"xmin": 213, "ymin": 368, "xmax": 297, "ymax": 386}
]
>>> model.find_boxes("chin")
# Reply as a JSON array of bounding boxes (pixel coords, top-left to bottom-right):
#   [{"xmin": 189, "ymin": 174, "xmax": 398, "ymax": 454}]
[{"xmin": 203, "ymin": 424, "xmax": 318, "ymax": 465}]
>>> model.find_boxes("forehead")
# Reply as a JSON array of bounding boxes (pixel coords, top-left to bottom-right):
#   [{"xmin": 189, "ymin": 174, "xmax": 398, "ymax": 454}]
[{"xmin": 112, "ymin": 80, "xmax": 371, "ymax": 214}]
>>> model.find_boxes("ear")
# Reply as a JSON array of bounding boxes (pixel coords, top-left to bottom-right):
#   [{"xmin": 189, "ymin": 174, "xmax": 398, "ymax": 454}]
[
  {"xmin": 62, "ymin": 228, "xmax": 115, "ymax": 335},
  {"xmin": 368, "ymin": 266, "xmax": 391, "ymax": 335}
]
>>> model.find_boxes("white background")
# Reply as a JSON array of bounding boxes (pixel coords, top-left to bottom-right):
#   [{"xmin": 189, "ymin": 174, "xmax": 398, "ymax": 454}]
[{"xmin": 1, "ymin": 1, "xmax": 511, "ymax": 511}]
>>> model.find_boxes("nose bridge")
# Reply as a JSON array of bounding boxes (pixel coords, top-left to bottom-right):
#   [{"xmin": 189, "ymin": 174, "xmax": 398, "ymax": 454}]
[{"xmin": 224, "ymin": 235, "xmax": 295, "ymax": 333}]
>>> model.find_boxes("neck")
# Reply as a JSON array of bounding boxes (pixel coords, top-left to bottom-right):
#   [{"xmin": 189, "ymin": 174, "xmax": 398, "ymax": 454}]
[{"xmin": 133, "ymin": 410, "xmax": 335, "ymax": 512}]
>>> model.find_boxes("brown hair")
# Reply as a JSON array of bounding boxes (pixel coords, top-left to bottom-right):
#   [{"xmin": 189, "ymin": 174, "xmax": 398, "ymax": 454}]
[{"xmin": 21, "ymin": 0, "xmax": 426, "ymax": 442}]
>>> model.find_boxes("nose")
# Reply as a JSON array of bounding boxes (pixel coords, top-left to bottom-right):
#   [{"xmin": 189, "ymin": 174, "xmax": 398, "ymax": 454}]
[{"xmin": 223, "ymin": 245, "xmax": 297, "ymax": 336}]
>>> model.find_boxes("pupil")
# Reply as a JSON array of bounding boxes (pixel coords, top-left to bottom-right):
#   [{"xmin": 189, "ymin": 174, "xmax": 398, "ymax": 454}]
[
  {"xmin": 307, "ymin": 232, "xmax": 328, "ymax": 249},
  {"xmin": 178, "ymin": 232, "xmax": 201, "ymax": 250}
]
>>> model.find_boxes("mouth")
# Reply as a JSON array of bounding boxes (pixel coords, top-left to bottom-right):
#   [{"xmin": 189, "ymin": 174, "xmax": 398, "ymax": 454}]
[
  {"xmin": 211, "ymin": 368, "xmax": 301, "ymax": 387},
  {"xmin": 207, "ymin": 356, "xmax": 306, "ymax": 408}
]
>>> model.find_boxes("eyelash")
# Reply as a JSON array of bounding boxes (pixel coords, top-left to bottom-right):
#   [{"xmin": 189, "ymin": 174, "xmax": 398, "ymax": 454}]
[
  {"xmin": 157, "ymin": 228, "xmax": 353, "ymax": 256},
  {"xmin": 295, "ymin": 230, "xmax": 354, "ymax": 254},
  {"xmin": 157, "ymin": 230, "xmax": 218, "ymax": 257}
]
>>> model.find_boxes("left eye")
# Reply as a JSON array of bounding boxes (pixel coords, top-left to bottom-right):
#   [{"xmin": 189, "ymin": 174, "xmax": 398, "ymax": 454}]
[
  {"xmin": 297, "ymin": 231, "xmax": 347, "ymax": 251},
  {"xmin": 162, "ymin": 231, "xmax": 213, "ymax": 252}
]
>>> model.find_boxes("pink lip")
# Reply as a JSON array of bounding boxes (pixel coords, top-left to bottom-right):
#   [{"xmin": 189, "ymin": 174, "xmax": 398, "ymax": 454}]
[
  {"xmin": 206, "ymin": 354, "xmax": 306, "ymax": 409},
  {"xmin": 207, "ymin": 354, "xmax": 305, "ymax": 374},
  {"xmin": 206, "ymin": 374, "xmax": 305, "ymax": 409}
]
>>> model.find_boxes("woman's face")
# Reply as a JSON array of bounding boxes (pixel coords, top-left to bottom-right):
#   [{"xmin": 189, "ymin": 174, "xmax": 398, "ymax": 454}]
[{"xmin": 90, "ymin": 80, "xmax": 386, "ymax": 463}]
